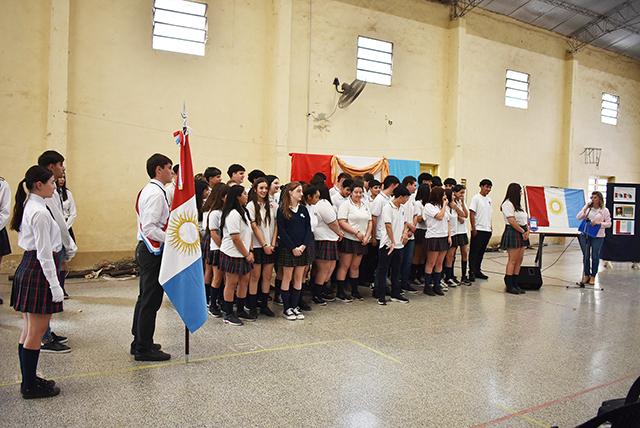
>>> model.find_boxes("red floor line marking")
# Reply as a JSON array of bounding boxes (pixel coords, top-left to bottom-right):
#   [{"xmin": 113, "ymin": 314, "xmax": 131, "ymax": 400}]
[{"xmin": 469, "ymin": 371, "xmax": 640, "ymax": 428}]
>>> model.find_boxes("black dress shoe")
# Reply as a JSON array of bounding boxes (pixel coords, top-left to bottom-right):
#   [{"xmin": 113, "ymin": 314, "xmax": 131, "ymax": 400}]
[
  {"xmin": 135, "ymin": 349, "xmax": 171, "ymax": 361},
  {"xmin": 22, "ymin": 383, "xmax": 61, "ymax": 399},
  {"xmin": 260, "ymin": 306, "xmax": 275, "ymax": 317},
  {"xmin": 298, "ymin": 299, "xmax": 312, "ymax": 311},
  {"xmin": 475, "ymin": 271, "xmax": 489, "ymax": 280},
  {"xmin": 130, "ymin": 342, "xmax": 162, "ymax": 355},
  {"xmin": 468, "ymin": 272, "xmax": 476, "ymax": 282},
  {"xmin": 423, "ymin": 285, "xmax": 436, "ymax": 296}
]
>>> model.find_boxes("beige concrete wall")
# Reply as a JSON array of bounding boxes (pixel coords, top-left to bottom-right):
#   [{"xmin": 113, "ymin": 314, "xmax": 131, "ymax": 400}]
[{"xmin": 1, "ymin": 0, "xmax": 639, "ymax": 270}]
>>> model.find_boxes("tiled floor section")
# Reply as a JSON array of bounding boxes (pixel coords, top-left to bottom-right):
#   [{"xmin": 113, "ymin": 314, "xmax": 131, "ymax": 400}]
[{"xmin": 0, "ymin": 242, "xmax": 638, "ymax": 427}]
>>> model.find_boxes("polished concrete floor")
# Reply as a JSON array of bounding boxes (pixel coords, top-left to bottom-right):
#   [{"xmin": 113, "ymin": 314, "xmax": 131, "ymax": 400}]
[{"xmin": 1, "ymin": 241, "xmax": 639, "ymax": 428}]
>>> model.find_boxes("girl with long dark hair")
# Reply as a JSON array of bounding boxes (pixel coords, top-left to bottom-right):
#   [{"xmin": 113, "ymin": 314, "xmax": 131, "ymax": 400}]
[
  {"xmin": 422, "ymin": 186, "xmax": 451, "ymax": 296},
  {"xmin": 219, "ymin": 185, "xmax": 254, "ymax": 325},
  {"xmin": 410, "ymin": 184, "xmax": 430, "ymax": 286},
  {"xmin": 10, "ymin": 166, "xmax": 63, "ymax": 398},
  {"xmin": 202, "ymin": 183, "xmax": 230, "ymax": 316},
  {"xmin": 443, "ymin": 184, "xmax": 470, "ymax": 286},
  {"xmin": 276, "ymin": 182, "xmax": 312, "ymax": 320},
  {"xmin": 499, "ymin": 183, "xmax": 529, "ymax": 294},
  {"xmin": 246, "ymin": 177, "xmax": 278, "ymax": 318}
]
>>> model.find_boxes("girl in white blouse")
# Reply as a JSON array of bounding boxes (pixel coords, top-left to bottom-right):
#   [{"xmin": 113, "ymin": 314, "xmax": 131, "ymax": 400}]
[
  {"xmin": 499, "ymin": 183, "xmax": 529, "ymax": 295},
  {"xmin": 10, "ymin": 166, "xmax": 63, "ymax": 399},
  {"xmin": 56, "ymin": 173, "xmax": 76, "ymax": 239},
  {"xmin": 202, "ymin": 183, "xmax": 230, "ymax": 317},
  {"xmin": 422, "ymin": 187, "xmax": 451, "ymax": 296}
]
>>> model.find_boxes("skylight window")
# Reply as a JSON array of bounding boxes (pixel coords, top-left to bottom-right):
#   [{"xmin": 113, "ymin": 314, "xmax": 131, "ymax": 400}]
[
  {"xmin": 601, "ymin": 93, "xmax": 619, "ymax": 126},
  {"xmin": 153, "ymin": 0, "xmax": 207, "ymax": 57},
  {"xmin": 505, "ymin": 70, "xmax": 529, "ymax": 109},
  {"xmin": 356, "ymin": 36, "xmax": 393, "ymax": 86}
]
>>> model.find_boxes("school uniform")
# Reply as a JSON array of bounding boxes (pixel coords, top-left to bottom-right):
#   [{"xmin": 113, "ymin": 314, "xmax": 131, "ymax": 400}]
[
  {"xmin": 0, "ymin": 178, "xmax": 11, "ymax": 257},
  {"xmin": 313, "ymin": 199, "xmax": 340, "ymax": 261},
  {"xmin": 423, "ymin": 203, "xmax": 450, "ymax": 252},
  {"xmin": 47, "ymin": 188, "xmax": 77, "ymax": 262},
  {"xmin": 246, "ymin": 200, "xmax": 278, "ymax": 265},
  {"xmin": 131, "ymin": 179, "xmax": 169, "ymax": 355},
  {"xmin": 277, "ymin": 205, "xmax": 313, "ymax": 267},
  {"xmin": 337, "ymin": 197, "xmax": 371, "ymax": 256},
  {"xmin": 400, "ymin": 198, "xmax": 418, "ymax": 289},
  {"xmin": 500, "ymin": 200, "xmax": 530, "ymax": 249},
  {"xmin": 468, "ymin": 192, "xmax": 492, "ymax": 278},
  {"xmin": 11, "ymin": 194, "xmax": 63, "ymax": 314},
  {"xmin": 375, "ymin": 201, "xmax": 407, "ymax": 300},
  {"xmin": 219, "ymin": 210, "xmax": 253, "ymax": 275},
  {"xmin": 454, "ymin": 200, "xmax": 469, "ymax": 247}
]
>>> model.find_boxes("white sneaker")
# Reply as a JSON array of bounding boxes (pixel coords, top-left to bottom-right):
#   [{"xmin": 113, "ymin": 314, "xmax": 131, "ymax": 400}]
[
  {"xmin": 604, "ymin": 261, "xmax": 613, "ymax": 269},
  {"xmin": 292, "ymin": 307, "xmax": 305, "ymax": 320},
  {"xmin": 283, "ymin": 308, "xmax": 296, "ymax": 321},
  {"xmin": 632, "ymin": 262, "xmax": 639, "ymax": 270}
]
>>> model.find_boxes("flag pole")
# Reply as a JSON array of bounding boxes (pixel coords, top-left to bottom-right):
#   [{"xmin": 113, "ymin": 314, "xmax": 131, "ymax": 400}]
[{"xmin": 182, "ymin": 99, "xmax": 190, "ymax": 364}]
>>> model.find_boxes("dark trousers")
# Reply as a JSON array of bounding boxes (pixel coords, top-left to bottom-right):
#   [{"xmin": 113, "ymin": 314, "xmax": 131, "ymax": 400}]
[
  {"xmin": 469, "ymin": 231, "xmax": 491, "ymax": 274},
  {"xmin": 131, "ymin": 241, "xmax": 165, "ymax": 353},
  {"xmin": 376, "ymin": 246, "xmax": 404, "ymax": 297},
  {"xmin": 360, "ymin": 242, "xmax": 379, "ymax": 284},
  {"xmin": 401, "ymin": 239, "xmax": 415, "ymax": 287}
]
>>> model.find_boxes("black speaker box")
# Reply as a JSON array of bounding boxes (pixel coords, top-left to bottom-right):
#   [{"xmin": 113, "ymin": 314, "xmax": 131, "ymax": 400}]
[{"xmin": 518, "ymin": 266, "xmax": 543, "ymax": 290}]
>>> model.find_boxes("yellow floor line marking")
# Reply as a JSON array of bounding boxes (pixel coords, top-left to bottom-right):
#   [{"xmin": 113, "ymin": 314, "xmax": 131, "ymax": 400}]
[
  {"xmin": 492, "ymin": 403, "xmax": 550, "ymax": 428},
  {"xmin": 346, "ymin": 338, "xmax": 403, "ymax": 364},
  {"xmin": 0, "ymin": 339, "xmax": 337, "ymax": 388}
]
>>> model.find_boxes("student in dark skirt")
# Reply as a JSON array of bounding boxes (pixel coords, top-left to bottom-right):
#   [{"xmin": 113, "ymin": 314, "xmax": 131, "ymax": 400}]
[
  {"xmin": 500, "ymin": 183, "xmax": 529, "ymax": 295},
  {"xmin": 410, "ymin": 184, "xmax": 430, "ymax": 285},
  {"xmin": 422, "ymin": 187, "xmax": 451, "ymax": 296},
  {"xmin": 302, "ymin": 184, "xmax": 320, "ymax": 305},
  {"xmin": 10, "ymin": 166, "xmax": 63, "ymax": 399},
  {"xmin": 219, "ymin": 185, "xmax": 254, "ymax": 325},
  {"xmin": 247, "ymin": 177, "xmax": 278, "ymax": 318},
  {"xmin": 311, "ymin": 183, "xmax": 344, "ymax": 302},
  {"xmin": 336, "ymin": 183, "xmax": 371, "ymax": 301},
  {"xmin": 277, "ymin": 182, "xmax": 313, "ymax": 320},
  {"xmin": 0, "ymin": 177, "xmax": 11, "ymax": 305},
  {"xmin": 202, "ymin": 183, "xmax": 230, "ymax": 316}
]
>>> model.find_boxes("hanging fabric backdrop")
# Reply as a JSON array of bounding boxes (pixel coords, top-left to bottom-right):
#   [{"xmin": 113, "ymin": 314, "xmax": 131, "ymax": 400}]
[{"xmin": 290, "ymin": 153, "xmax": 420, "ymax": 186}]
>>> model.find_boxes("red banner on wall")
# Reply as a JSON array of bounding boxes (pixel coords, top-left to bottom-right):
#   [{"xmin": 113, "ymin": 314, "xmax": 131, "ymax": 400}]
[{"xmin": 289, "ymin": 153, "xmax": 333, "ymax": 188}]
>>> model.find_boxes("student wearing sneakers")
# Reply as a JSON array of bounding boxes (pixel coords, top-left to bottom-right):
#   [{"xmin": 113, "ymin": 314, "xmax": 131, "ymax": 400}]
[
  {"xmin": 312, "ymin": 184, "xmax": 344, "ymax": 301},
  {"xmin": 410, "ymin": 184, "xmax": 430, "ymax": 286},
  {"xmin": 203, "ymin": 183, "xmax": 230, "ymax": 317},
  {"xmin": 500, "ymin": 183, "xmax": 530, "ymax": 295},
  {"xmin": 468, "ymin": 179, "xmax": 493, "ymax": 282},
  {"xmin": 422, "ymin": 187, "xmax": 451, "ymax": 296},
  {"xmin": 246, "ymin": 178, "xmax": 278, "ymax": 318},
  {"xmin": 10, "ymin": 166, "xmax": 63, "ymax": 399},
  {"xmin": 131, "ymin": 154, "xmax": 173, "ymax": 361},
  {"xmin": 443, "ymin": 188, "xmax": 466, "ymax": 287},
  {"xmin": 277, "ymin": 182, "xmax": 313, "ymax": 320},
  {"xmin": 219, "ymin": 185, "xmax": 255, "ymax": 325},
  {"xmin": 375, "ymin": 186, "xmax": 410, "ymax": 305},
  {"xmin": 336, "ymin": 182, "xmax": 372, "ymax": 301},
  {"xmin": 400, "ymin": 176, "xmax": 419, "ymax": 295},
  {"xmin": 449, "ymin": 184, "xmax": 471, "ymax": 285}
]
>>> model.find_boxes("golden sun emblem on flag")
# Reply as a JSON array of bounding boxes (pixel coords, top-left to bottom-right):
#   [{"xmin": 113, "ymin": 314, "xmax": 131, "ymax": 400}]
[
  {"xmin": 548, "ymin": 198, "xmax": 564, "ymax": 215},
  {"xmin": 166, "ymin": 211, "xmax": 200, "ymax": 256}
]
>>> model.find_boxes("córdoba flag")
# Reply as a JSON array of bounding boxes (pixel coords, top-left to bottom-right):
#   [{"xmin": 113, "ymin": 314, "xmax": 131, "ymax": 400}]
[
  {"xmin": 158, "ymin": 129, "xmax": 208, "ymax": 333},
  {"xmin": 524, "ymin": 186, "xmax": 585, "ymax": 230}
]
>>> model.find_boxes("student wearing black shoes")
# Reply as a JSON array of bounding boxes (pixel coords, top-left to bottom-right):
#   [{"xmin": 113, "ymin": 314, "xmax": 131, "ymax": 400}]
[
  {"xmin": 452, "ymin": 185, "xmax": 471, "ymax": 284},
  {"xmin": 277, "ymin": 182, "xmax": 313, "ymax": 320},
  {"xmin": 219, "ymin": 185, "xmax": 254, "ymax": 325},
  {"xmin": 10, "ymin": 166, "xmax": 63, "ymax": 398},
  {"xmin": 203, "ymin": 183, "xmax": 230, "ymax": 317},
  {"xmin": 410, "ymin": 184, "xmax": 430, "ymax": 286},
  {"xmin": 336, "ymin": 183, "xmax": 372, "ymax": 301},
  {"xmin": 469, "ymin": 179, "xmax": 493, "ymax": 281},
  {"xmin": 500, "ymin": 183, "xmax": 529, "ymax": 295},
  {"xmin": 247, "ymin": 178, "xmax": 278, "ymax": 318},
  {"xmin": 375, "ymin": 186, "xmax": 411, "ymax": 305},
  {"xmin": 422, "ymin": 187, "xmax": 451, "ymax": 296}
]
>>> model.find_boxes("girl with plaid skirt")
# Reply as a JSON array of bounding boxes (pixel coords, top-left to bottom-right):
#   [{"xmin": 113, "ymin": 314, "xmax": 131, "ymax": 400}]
[
  {"xmin": 311, "ymin": 184, "xmax": 344, "ymax": 302},
  {"xmin": 500, "ymin": 183, "xmax": 530, "ymax": 295},
  {"xmin": 203, "ymin": 183, "xmax": 230, "ymax": 317},
  {"xmin": 0, "ymin": 177, "xmax": 12, "ymax": 305},
  {"xmin": 10, "ymin": 166, "xmax": 63, "ymax": 399},
  {"xmin": 247, "ymin": 177, "xmax": 278, "ymax": 318},
  {"xmin": 444, "ymin": 185, "xmax": 470, "ymax": 286},
  {"xmin": 422, "ymin": 187, "xmax": 451, "ymax": 296},
  {"xmin": 336, "ymin": 183, "xmax": 372, "ymax": 301},
  {"xmin": 219, "ymin": 185, "xmax": 254, "ymax": 325},
  {"xmin": 276, "ymin": 182, "xmax": 312, "ymax": 320}
]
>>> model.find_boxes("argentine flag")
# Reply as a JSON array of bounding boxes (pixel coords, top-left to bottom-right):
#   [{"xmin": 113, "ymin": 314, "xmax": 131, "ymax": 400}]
[
  {"xmin": 524, "ymin": 186, "xmax": 585, "ymax": 232},
  {"xmin": 158, "ymin": 130, "xmax": 208, "ymax": 333}
]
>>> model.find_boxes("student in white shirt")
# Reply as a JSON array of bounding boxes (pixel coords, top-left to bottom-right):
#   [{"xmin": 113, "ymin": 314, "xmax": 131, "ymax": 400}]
[
  {"xmin": 246, "ymin": 178, "xmax": 278, "ymax": 318},
  {"xmin": 443, "ymin": 185, "xmax": 470, "ymax": 286},
  {"xmin": 400, "ymin": 176, "xmax": 419, "ymax": 294},
  {"xmin": 202, "ymin": 183, "xmax": 230, "ymax": 318},
  {"xmin": 331, "ymin": 178, "xmax": 353, "ymax": 210},
  {"xmin": 375, "ymin": 186, "xmax": 411, "ymax": 305},
  {"xmin": 468, "ymin": 179, "xmax": 493, "ymax": 282},
  {"xmin": 219, "ymin": 185, "xmax": 254, "ymax": 326},
  {"xmin": 499, "ymin": 183, "xmax": 530, "ymax": 295},
  {"xmin": 312, "ymin": 184, "xmax": 344, "ymax": 301},
  {"xmin": 422, "ymin": 187, "xmax": 451, "ymax": 296},
  {"xmin": 330, "ymin": 172, "xmax": 351, "ymax": 198},
  {"xmin": 10, "ymin": 166, "xmax": 63, "ymax": 398},
  {"xmin": 410, "ymin": 184, "xmax": 430, "ymax": 286},
  {"xmin": 336, "ymin": 183, "xmax": 372, "ymax": 301},
  {"xmin": 56, "ymin": 173, "xmax": 77, "ymax": 241}
]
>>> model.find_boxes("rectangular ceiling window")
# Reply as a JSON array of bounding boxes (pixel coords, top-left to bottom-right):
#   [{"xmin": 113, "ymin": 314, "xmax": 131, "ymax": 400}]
[
  {"xmin": 153, "ymin": 0, "xmax": 207, "ymax": 57},
  {"xmin": 601, "ymin": 93, "xmax": 619, "ymax": 126},
  {"xmin": 505, "ymin": 70, "xmax": 529, "ymax": 109},
  {"xmin": 356, "ymin": 36, "xmax": 393, "ymax": 86}
]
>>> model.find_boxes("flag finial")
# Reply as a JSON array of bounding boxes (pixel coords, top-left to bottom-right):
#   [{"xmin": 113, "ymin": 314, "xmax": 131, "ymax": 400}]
[{"xmin": 181, "ymin": 98, "xmax": 188, "ymax": 131}]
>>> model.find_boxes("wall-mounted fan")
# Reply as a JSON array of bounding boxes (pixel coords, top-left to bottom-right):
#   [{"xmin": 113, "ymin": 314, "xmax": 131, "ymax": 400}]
[{"xmin": 333, "ymin": 78, "xmax": 366, "ymax": 108}]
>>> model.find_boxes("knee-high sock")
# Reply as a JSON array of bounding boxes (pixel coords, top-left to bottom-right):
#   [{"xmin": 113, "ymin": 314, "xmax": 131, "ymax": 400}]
[
  {"xmin": 336, "ymin": 279, "xmax": 346, "ymax": 296},
  {"xmin": 204, "ymin": 283, "xmax": 212, "ymax": 304},
  {"xmin": 18, "ymin": 344, "xmax": 25, "ymax": 386},
  {"xmin": 281, "ymin": 289, "xmax": 291, "ymax": 311},
  {"xmin": 260, "ymin": 290, "xmax": 269, "ymax": 309},
  {"xmin": 461, "ymin": 261, "xmax": 468, "ymax": 277},
  {"xmin": 21, "ymin": 347, "xmax": 40, "ymax": 389},
  {"xmin": 313, "ymin": 282, "xmax": 324, "ymax": 299},
  {"xmin": 247, "ymin": 293, "xmax": 257, "ymax": 310},
  {"xmin": 291, "ymin": 288, "xmax": 302, "ymax": 309},
  {"xmin": 224, "ymin": 300, "xmax": 234, "ymax": 316},
  {"xmin": 349, "ymin": 273, "xmax": 359, "ymax": 294},
  {"xmin": 274, "ymin": 278, "xmax": 282, "ymax": 296},
  {"xmin": 236, "ymin": 297, "xmax": 246, "ymax": 313},
  {"xmin": 433, "ymin": 271, "xmax": 442, "ymax": 287}
]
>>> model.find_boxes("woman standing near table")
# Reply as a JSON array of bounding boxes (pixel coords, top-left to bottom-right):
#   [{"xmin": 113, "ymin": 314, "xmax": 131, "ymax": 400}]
[
  {"xmin": 576, "ymin": 191, "xmax": 611, "ymax": 286},
  {"xmin": 10, "ymin": 166, "xmax": 63, "ymax": 398},
  {"xmin": 499, "ymin": 183, "xmax": 529, "ymax": 295}
]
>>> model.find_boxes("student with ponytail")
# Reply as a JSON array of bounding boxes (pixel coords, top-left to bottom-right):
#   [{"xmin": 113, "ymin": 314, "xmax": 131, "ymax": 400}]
[{"xmin": 10, "ymin": 166, "xmax": 63, "ymax": 399}]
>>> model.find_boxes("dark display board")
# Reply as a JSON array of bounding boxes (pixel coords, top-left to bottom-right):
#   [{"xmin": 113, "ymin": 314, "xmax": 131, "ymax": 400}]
[{"xmin": 602, "ymin": 183, "xmax": 640, "ymax": 262}]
